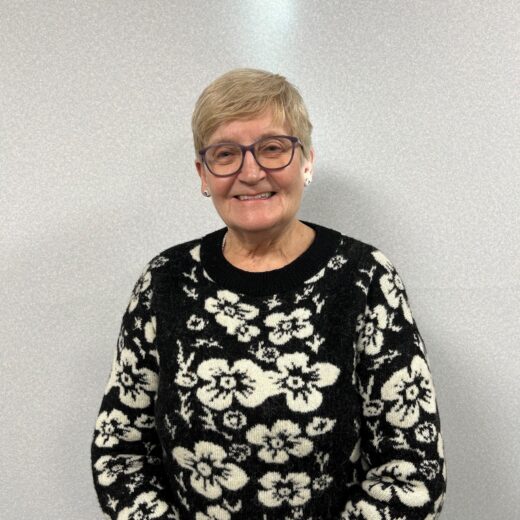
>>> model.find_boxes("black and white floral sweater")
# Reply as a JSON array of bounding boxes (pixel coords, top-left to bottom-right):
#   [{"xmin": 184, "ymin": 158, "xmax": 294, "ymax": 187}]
[{"xmin": 91, "ymin": 221, "xmax": 447, "ymax": 520}]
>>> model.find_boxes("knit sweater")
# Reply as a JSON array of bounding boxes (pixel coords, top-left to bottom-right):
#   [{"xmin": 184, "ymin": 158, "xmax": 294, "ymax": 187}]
[{"xmin": 91, "ymin": 220, "xmax": 447, "ymax": 520}]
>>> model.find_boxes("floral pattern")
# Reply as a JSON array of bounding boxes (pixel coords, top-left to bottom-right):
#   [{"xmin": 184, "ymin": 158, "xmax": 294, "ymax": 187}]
[
  {"xmin": 372, "ymin": 250, "xmax": 413, "ymax": 324},
  {"xmin": 205, "ymin": 290, "xmax": 260, "ymax": 341},
  {"xmin": 312, "ymin": 473, "xmax": 333, "ymax": 492},
  {"xmin": 95, "ymin": 455, "xmax": 144, "ymax": 486},
  {"xmin": 106, "ymin": 348, "xmax": 158, "ymax": 408},
  {"xmin": 382, "ymin": 355, "xmax": 437, "ymax": 428},
  {"xmin": 246, "ymin": 420, "xmax": 313, "ymax": 463},
  {"xmin": 342, "ymin": 499, "xmax": 382, "ymax": 520},
  {"xmin": 355, "ymin": 304, "xmax": 388, "ymax": 355},
  {"xmin": 265, "ymin": 352, "xmax": 340, "ymax": 412},
  {"xmin": 127, "ymin": 270, "xmax": 152, "ymax": 313},
  {"xmin": 327, "ymin": 254, "xmax": 347, "ymax": 270},
  {"xmin": 197, "ymin": 358, "xmax": 275, "ymax": 410},
  {"xmin": 92, "ymin": 239, "xmax": 445, "ymax": 520},
  {"xmin": 196, "ymin": 504, "xmax": 231, "ymax": 520},
  {"xmin": 415, "ymin": 421, "xmax": 438, "ymax": 443},
  {"xmin": 264, "ymin": 308, "xmax": 314, "ymax": 345},
  {"xmin": 116, "ymin": 491, "xmax": 168, "ymax": 519},
  {"xmin": 172, "ymin": 441, "xmax": 248, "ymax": 499},
  {"xmin": 187, "ymin": 314, "xmax": 207, "ymax": 331},
  {"xmin": 222, "ymin": 409, "xmax": 247, "ymax": 430},
  {"xmin": 305, "ymin": 416, "xmax": 336, "ymax": 436},
  {"xmin": 95, "ymin": 410, "xmax": 141, "ymax": 447},
  {"xmin": 258, "ymin": 472, "xmax": 312, "ymax": 507},
  {"xmin": 362, "ymin": 460, "xmax": 430, "ymax": 507}
]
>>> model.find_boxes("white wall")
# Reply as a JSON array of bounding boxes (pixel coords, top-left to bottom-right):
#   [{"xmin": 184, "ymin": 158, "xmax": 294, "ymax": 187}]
[{"xmin": 2, "ymin": 1, "xmax": 519, "ymax": 518}]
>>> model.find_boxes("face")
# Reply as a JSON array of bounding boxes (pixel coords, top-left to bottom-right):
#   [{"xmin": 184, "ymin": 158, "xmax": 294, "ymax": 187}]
[{"xmin": 195, "ymin": 110, "xmax": 314, "ymax": 235}]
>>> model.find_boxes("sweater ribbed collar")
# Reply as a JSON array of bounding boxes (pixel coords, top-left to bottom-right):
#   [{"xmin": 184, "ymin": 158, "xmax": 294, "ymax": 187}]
[{"xmin": 200, "ymin": 220, "xmax": 342, "ymax": 296}]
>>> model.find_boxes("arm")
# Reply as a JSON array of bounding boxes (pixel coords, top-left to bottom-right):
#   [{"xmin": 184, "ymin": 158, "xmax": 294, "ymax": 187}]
[
  {"xmin": 91, "ymin": 260, "xmax": 175, "ymax": 519},
  {"xmin": 341, "ymin": 249, "xmax": 447, "ymax": 519}
]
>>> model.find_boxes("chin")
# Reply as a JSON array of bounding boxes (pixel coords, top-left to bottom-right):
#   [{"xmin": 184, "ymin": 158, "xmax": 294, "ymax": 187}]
[{"xmin": 225, "ymin": 216, "xmax": 295, "ymax": 234}]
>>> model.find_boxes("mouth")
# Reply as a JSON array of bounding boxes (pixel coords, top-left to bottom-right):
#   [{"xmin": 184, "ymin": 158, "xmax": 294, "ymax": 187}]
[{"xmin": 234, "ymin": 191, "xmax": 276, "ymax": 201}]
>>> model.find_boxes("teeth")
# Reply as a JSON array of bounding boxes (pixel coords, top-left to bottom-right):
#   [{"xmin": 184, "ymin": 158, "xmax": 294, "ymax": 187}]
[{"xmin": 237, "ymin": 192, "xmax": 274, "ymax": 201}]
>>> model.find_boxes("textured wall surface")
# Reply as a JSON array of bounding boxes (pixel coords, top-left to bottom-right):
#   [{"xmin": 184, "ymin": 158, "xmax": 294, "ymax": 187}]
[{"xmin": 1, "ymin": 1, "xmax": 519, "ymax": 518}]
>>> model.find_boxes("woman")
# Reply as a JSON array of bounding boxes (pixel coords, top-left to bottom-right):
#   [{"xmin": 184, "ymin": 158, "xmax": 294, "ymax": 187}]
[{"xmin": 91, "ymin": 69, "xmax": 447, "ymax": 520}]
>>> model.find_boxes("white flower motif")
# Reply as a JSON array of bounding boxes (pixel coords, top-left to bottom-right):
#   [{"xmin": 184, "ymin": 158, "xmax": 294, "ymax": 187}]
[
  {"xmin": 419, "ymin": 460, "xmax": 440, "ymax": 480},
  {"xmin": 246, "ymin": 420, "xmax": 313, "ymax": 464},
  {"xmin": 117, "ymin": 490, "xmax": 168, "ymax": 519},
  {"xmin": 305, "ymin": 416, "xmax": 336, "ymax": 436},
  {"xmin": 251, "ymin": 341, "xmax": 280, "ymax": 363},
  {"xmin": 196, "ymin": 504, "xmax": 231, "ymax": 520},
  {"xmin": 415, "ymin": 421, "xmax": 437, "ymax": 443},
  {"xmin": 362, "ymin": 460, "xmax": 430, "ymax": 507},
  {"xmin": 327, "ymin": 255, "xmax": 347, "ymax": 270},
  {"xmin": 258, "ymin": 472, "xmax": 311, "ymax": 507},
  {"xmin": 94, "ymin": 455, "xmax": 143, "ymax": 486},
  {"xmin": 265, "ymin": 352, "xmax": 340, "ymax": 412},
  {"xmin": 264, "ymin": 308, "xmax": 314, "ymax": 345},
  {"xmin": 382, "ymin": 355, "xmax": 437, "ymax": 428},
  {"xmin": 187, "ymin": 314, "xmax": 206, "ymax": 331},
  {"xmin": 372, "ymin": 250, "xmax": 413, "ymax": 324},
  {"xmin": 127, "ymin": 270, "xmax": 152, "ymax": 313},
  {"xmin": 197, "ymin": 358, "xmax": 275, "ymax": 411},
  {"xmin": 205, "ymin": 290, "xmax": 260, "ymax": 338},
  {"xmin": 355, "ymin": 304, "xmax": 388, "ymax": 355},
  {"xmin": 342, "ymin": 499, "xmax": 382, "ymax": 519},
  {"xmin": 312, "ymin": 473, "xmax": 333, "ymax": 491},
  {"xmin": 95, "ymin": 410, "xmax": 141, "ymax": 447},
  {"xmin": 222, "ymin": 410, "xmax": 247, "ymax": 430},
  {"xmin": 172, "ymin": 441, "xmax": 248, "ymax": 499},
  {"xmin": 228, "ymin": 443, "xmax": 251, "ymax": 462},
  {"xmin": 106, "ymin": 348, "xmax": 158, "ymax": 409}
]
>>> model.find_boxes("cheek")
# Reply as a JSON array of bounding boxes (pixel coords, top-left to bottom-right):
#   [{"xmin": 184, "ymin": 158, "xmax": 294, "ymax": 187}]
[{"xmin": 210, "ymin": 178, "xmax": 235, "ymax": 196}]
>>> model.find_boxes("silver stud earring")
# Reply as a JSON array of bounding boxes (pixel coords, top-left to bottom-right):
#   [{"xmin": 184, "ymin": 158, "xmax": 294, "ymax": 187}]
[
  {"xmin": 203, "ymin": 189, "xmax": 211, "ymax": 197},
  {"xmin": 304, "ymin": 175, "xmax": 313, "ymax": 187}
]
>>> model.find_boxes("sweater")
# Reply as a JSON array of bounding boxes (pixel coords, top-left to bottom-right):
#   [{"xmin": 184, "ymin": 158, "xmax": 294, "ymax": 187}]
[{"xmin": 91, "ymin": 220, "xmax": 447, "ymax": 520}]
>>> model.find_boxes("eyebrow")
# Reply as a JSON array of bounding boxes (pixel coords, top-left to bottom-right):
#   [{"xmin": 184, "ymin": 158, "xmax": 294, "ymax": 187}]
[{"xmin": 208, "ymin": 131, "xmax": 288, "ymax": 146}]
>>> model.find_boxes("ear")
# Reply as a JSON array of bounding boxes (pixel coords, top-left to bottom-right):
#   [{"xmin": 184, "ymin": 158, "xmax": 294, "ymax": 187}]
[
  {"xmin": 303, "ymin": 146, "xmax": 315, "ymax": 175},
  {"xmin": 195, "ymin": 159, "xmax": 209, "ymax": 191}
]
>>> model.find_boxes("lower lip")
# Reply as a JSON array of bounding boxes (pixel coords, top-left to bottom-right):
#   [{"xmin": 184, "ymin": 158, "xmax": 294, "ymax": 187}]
[{"xmin": 234, "ymin": 193, "xmax": 276, "ymax": 203}]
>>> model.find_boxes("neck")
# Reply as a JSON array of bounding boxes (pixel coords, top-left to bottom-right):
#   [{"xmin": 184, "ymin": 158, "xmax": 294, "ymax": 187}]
[{"xmin": 222, "ymin": 220, "xmax": 315, "ymax": 272}]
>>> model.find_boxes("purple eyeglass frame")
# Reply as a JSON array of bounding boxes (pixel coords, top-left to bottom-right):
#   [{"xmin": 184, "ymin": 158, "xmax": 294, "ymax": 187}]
[{"xmin": 198, "ymin": 134, "xmax": 303, "ymax": 177}]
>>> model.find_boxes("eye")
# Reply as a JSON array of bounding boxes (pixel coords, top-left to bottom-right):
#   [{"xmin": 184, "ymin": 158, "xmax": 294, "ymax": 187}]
[
  {"xmin": 209, "ymin": 145, "xmax": 241, "ymax": 162},
  {"xmin": 258, "ymin": 138, "xmax": 288, "ymax": 154}
]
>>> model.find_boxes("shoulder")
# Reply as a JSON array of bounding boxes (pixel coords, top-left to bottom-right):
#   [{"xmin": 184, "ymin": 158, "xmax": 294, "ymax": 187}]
[
  {"xmin": 312, "ymin": 222, "xmax": 407, "ymax": 294},
  {"xmin": 130, "ymin": 235, "xmax": 206, "ymax": 290},
  {"xmin": 311, "ymin": 221, "xmax": 391, "ymax": 270}
]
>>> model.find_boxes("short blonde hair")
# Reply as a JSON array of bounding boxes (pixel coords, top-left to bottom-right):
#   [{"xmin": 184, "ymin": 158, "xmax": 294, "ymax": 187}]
[{"xmin": 192, "ymin": 68, "xmax": 313, "ymax": 159}]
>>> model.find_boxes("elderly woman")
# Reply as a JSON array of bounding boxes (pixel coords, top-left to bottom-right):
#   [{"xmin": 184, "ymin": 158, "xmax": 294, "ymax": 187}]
[{"xmin": 91, "ymin": 69, "xmax": 447, "ymax": 520}]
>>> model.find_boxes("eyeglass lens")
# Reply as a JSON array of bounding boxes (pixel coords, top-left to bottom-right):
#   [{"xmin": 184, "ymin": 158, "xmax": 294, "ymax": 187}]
[{"xmin": 205, "ymin": 136, "xmax": 295, "ymax": 176}]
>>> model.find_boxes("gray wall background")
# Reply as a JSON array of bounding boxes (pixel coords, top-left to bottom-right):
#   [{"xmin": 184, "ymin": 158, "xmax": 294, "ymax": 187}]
[{"xmin": 2, "ymin": 1, "xmax": 519, "ymax": 518}]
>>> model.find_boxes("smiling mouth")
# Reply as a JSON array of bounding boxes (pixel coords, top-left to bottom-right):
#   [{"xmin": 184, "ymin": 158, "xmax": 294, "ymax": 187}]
[{"xmin": 234, "ymin": 192, "xmax": 276, "ymax": 201}]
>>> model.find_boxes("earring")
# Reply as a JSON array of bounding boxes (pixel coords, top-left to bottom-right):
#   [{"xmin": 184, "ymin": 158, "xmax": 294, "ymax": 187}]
[
  {"xmin": 203, "ymin": 189, "xmax": 211, "ymax": 197},
  {"xmin": 304, "ymin": 175, "xmax": 313, "ymax": 187}
]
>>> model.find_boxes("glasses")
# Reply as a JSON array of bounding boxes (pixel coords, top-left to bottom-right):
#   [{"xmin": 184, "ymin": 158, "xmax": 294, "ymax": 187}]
[{"xmin": 199, "ymin": 135, "xmax": 303, "ymax": 177}]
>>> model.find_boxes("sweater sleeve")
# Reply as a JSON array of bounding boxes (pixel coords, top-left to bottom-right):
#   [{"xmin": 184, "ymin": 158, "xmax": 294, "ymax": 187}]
[
  {"xmin": 91, "ymin": 260, "xmax": 176, "ymax": 519},
  {"xmin": 341, "ymin": 249, "xmax": 447, "ymax": 519}
]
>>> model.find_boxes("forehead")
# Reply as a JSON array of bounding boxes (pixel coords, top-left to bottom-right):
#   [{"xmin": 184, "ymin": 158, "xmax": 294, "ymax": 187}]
[{"xmin": 208, "ymin": 111, "xmax": 289, "ymax": 144}]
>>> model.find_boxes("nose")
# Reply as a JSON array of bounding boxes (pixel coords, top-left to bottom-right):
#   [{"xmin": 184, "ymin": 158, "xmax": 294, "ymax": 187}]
[{"xmin": 237, "ymin": 148, "xmax": 266, "ymax": 182}]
